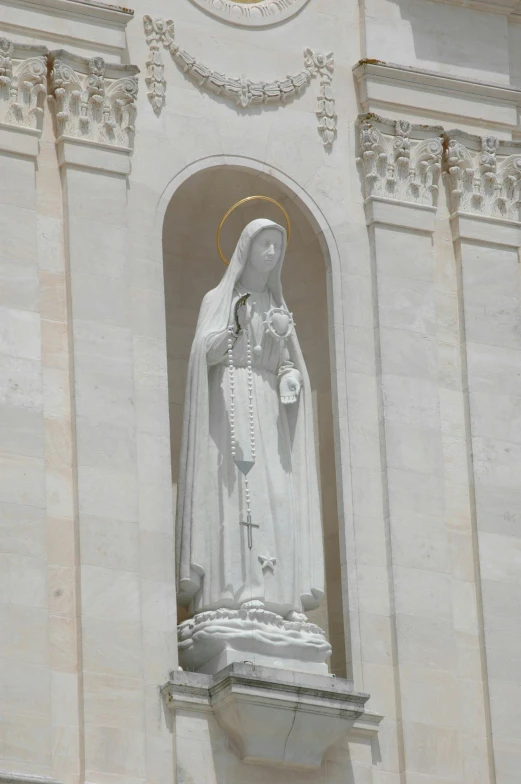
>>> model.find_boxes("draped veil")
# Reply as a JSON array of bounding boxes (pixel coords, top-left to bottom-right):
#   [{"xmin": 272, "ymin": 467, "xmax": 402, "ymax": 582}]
[{"xmin": 175, "ymin": 218, "xmax": 324, "ymax": 614}]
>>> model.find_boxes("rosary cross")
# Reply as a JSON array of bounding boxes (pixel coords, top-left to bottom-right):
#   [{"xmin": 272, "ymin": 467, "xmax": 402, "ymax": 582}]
[{"xmin": 240, "ymin": 513, "xmax": 259, "ymax": 550}]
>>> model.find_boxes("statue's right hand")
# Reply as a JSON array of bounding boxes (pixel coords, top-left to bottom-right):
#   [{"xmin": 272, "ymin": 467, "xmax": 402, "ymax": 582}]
[{"xmin": 233, "ymin": 293, "xmax": 251, "ymax": 333}]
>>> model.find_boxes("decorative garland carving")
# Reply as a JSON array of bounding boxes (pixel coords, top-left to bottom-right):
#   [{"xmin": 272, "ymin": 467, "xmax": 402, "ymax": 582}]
[
  {"xmin": 49, "ymin": 51, "xmax": 139, "ymax": 149},
  {"xmin": 446, "ymin": 134, "xmax": 521, "ymax": 221},
  {"xmin": 357, "ymin": 114, "xmax": 443, "ymax": 207},
  {"xmin": 143, "ymin": 16, "xmax": 167, "ymax": 115},
  {"xmin": 145, "ymin": 18, "xmax": 336, "ymax": 147},
  {"xmin": 305, "ymin": 49, "xmax": 335, "ymax": 147},
  {"xmin": 0, "ymin": 37, "xmax": 47, "ymax": 130},
  {"xmin": 188, "ymin": 0, "xmax": 311, "ymax": 28}
]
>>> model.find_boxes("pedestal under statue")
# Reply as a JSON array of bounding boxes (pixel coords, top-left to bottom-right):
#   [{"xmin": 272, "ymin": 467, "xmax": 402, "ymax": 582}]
[{"xmin": 175, "ymin": 214, "xmax": 331, "ymax": 674}]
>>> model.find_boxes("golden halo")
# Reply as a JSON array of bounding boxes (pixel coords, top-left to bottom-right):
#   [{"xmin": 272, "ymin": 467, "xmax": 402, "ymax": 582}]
[{"xmin": 217, "ymin": 195, "xmax": 291, "ymax": 265}]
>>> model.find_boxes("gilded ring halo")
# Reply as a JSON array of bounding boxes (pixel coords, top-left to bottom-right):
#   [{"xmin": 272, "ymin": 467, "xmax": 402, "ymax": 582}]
[{"xmin": 217, "ymin": 195, "xmax": 291, "ymax": 266}]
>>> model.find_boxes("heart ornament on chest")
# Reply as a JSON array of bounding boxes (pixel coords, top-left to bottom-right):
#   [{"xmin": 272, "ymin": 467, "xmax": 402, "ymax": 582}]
[
  {"xmin": 263, "ymin": 306, "xmax": 295, "ymax": 341},
  {"xmin": 272, "ymin": 312, "xmax": 290, "ymax": 335}
]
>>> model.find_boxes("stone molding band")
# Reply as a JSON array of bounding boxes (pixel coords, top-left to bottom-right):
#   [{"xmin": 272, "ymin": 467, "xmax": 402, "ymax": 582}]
[
  {"xmin": 358, "ymin": 113, "xmax": 521, "ymax": 221},
  {"xmin": 143, "ymin": 17, "xmax": 336, "ymax": 147}
]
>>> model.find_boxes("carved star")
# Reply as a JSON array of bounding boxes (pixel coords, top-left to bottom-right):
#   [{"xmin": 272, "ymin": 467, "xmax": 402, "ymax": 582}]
[{"xmin": 258, "ymin": 555, "xmax": 277, "ymax": 573}]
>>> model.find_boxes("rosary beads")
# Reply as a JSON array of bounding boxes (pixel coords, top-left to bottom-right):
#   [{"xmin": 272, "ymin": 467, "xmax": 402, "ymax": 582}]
[
  {"xmin": 246, "ymin": 327, "xmax": 256, "ymax": 463},
  {"xmin": 228, "ymin": 321, "xmax": 256, "ymax": 526},
  {"xmin": 227, "ymin": 325, "xmax": 236, "ymax": 459},
  {"xmin": 228, "ymin": 320, "xmax": 256, "ymax": 545}
]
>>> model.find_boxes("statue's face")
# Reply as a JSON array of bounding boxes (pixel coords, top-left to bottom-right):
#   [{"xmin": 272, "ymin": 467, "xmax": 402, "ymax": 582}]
[{"xmin": 248, "ymin": 228, "xmax": 283, "ymax": 273}]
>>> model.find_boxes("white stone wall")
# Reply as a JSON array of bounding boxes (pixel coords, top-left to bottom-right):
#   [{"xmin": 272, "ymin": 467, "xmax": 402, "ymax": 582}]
[{"xmin": 0, "ymin": 0, "xmax": 521, "ymax": 782}]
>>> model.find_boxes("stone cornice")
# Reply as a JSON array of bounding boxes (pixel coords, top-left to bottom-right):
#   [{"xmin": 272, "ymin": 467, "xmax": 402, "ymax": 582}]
[
  {"xmin": 406, "ymin": 0, "xmax": 521, "ymax": 16},
  {"xmin": 357, "ymin": 113, "xmax": 443, "ymax": 208},
  {"xmin": 48, "ymin": 50, "xmax": 138, "ymax": 149},
  {"xmin": 0, "ymin": 0, "xmax": 132, "ymax": 61},
  {"xmin": 353, "ymin": 60, "xmax": 521, "ymax": 131},
  {"xmin": 354, "ymin": 60, "xmax": 521, "ymax": 105},
  {"xmin": 1, "ymin": 0, "xmax": 133, "ymax": 26}
]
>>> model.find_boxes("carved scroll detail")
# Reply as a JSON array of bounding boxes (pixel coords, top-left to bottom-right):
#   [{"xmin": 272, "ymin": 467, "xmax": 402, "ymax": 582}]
[
  {"xmin": 0, "ymin": 37, "xmax": 47, "ymax": 130},
  {"xmin": 145, "ymin": 18, "xmax": 336, "ymax": 147},
  {"xmin": 357, "ymin": 114, "xmax": 443, "ymax": 207},
  {"xmin": 49, "ymin": 52, "xmax": 139, "ymax": 149}
]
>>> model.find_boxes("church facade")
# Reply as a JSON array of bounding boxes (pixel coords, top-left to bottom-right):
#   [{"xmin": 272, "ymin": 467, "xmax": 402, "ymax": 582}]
[{"xmin": 1, "ymin": 0, "xmax": 520, "ymax": 781}]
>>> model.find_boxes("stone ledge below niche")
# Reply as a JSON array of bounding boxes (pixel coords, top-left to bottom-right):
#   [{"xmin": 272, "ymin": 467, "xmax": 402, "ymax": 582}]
[{"xmin": 162, "ymin": 662, "xmax": 383, "ymax": 769}]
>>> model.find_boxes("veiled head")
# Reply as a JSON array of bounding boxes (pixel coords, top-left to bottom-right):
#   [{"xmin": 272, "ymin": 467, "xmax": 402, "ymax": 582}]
[
  {"xmin": 246, "ymin": 226, "xmax": 284, "ymax": 274},
  {"xmin": 227, "ymin": 219, "xmax": 286, "ymax": 297}
]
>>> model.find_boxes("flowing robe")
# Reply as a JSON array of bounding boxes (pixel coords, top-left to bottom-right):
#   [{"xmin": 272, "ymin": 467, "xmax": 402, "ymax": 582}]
[
  {"xmin": 206, "ymin": 286, "xmax": 299, "ymax": 615},
  {"xmin": 176, "ymin": 219, "xmax": 324, "ymax": 618}
]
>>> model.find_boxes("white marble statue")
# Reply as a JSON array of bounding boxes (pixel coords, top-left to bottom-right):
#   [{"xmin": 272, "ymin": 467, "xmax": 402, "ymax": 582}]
[{"xmin": 176, "ymin": 218, "xmax": 330, "ymax": 673}]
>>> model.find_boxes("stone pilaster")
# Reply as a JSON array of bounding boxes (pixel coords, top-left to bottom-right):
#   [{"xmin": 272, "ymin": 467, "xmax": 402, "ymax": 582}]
[
  {"xmin": 446, "ymin": 130, "xmax": 521, "ymax": 783},
  {"xmin": 48, "ymin": 49, "xmax": 146, "ymax": 784},
  {"xmin": 0, "ymin": 36, "xmax": 56, "ymax": 780},
  {"xmin": 357, "ymin": 113, "xmax": 472, "ymax": 781}
]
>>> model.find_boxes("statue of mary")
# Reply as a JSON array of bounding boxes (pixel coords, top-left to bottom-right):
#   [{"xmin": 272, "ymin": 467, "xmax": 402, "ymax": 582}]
[{"xmin": 176, "ymin": 218, "xmax": 331, "ymax": 674}]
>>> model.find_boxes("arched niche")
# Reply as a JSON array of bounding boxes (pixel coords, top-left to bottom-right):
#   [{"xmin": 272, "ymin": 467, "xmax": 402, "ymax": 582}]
[{"xmin": 162, "ymin": 164, "xmax": 346, "ymax": 676}]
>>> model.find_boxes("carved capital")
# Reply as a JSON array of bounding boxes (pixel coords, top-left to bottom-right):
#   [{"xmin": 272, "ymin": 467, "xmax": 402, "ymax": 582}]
[
  {"xmin": 357, "ymin": 114, "xmax": 443, "ymax": 207},
  {"xmin": 0, "ymin": 37, "xmax": 47, "ymax": 131},
  {"xmin": 446, "ymin": 131, "xmax": 521, "ymax": 221},
  {"xmin": 48, "ymin": 50, "xmax": 139, "ymax": 149}
]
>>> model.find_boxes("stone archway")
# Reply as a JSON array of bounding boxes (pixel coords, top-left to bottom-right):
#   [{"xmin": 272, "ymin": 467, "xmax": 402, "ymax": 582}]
[{"xmin": 162, "ymin": 163, "xmax": 346, "ymax": 676}]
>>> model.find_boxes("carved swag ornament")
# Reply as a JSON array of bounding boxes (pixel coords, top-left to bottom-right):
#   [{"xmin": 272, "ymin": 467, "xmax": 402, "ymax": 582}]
[{"xmin": 143, "ymin": 17, "xmax": 336, "ymax": 147}]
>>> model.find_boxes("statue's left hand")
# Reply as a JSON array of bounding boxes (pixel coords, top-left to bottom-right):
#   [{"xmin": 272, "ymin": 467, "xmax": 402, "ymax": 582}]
[{"xmin": 279, "ymin": 371, "xmax": 301, "ymax": 405}]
